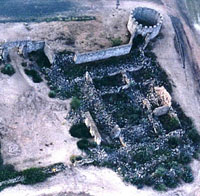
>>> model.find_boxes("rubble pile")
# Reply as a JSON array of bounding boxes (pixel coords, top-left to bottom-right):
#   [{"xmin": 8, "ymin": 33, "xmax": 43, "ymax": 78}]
[{"xmin": 23, "ymin": 47, "xmax": 200, "ymax": 191}]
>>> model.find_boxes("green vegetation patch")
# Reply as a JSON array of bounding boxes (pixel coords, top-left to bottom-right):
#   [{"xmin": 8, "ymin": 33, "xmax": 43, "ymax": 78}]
[
  {"xmin": 22, "ymin": 168, "xmax": 49, "ymax": 185},
  {"xmin": 110, "ymin": 37, "xmax": 123, "ymax": 47},
  {"xmin": 94, "ymin": 73, "xmax": 125, "ymax": 89},
  {"xmin": 69, "ymin": 123, "xmax": 92, "ymax": 139},
  {"xmin": 48, "ymin": 90, "xmax": 57, "ymax": 98},
  {"xmin": 70, "ymin": 155, "xmax": 82, "ymax": 164},
  {"xmin": 24, "ymin": 69, "xmax": 43, "ymax": 83},
  {"xmin": 159, "ymin": 114, "xmax": 180, "ymax": 133},
  {"xmin": 102, "ymin": 93, "xmax": 142, "ymax": 127},
  {"xmin": 1, "ymin": 64, "xmax": 15, "ymax": 76},
  {"xmin": 77, "ymin": 139, "xmax": 97, "ymax": 150},
  {"xmin": 31, "ymin": 44, "xmax": 200, "ymax": 192},
  {"xmin": 70, "ymin": 97, "xmax": 81, "ymax": 110},
  {"xmin": 0, "ymin": 165, "xmax": 18, "ymax": 182}
]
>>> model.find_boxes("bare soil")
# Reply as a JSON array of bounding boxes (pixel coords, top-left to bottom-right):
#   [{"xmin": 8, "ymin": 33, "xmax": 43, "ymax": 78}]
[{"xmin": 0, "ymin": 49, "xmax": 81, "ymax": 171}]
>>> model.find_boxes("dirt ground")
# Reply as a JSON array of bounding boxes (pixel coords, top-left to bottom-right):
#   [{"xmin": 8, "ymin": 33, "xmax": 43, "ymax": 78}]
[
  {"xmin": 0, "ymin": 49, "xmax": 81, "ymax": 170},
  {"xmin": 1, "ymin": 0, "xmax": 200, "ymax": 196},
  {"xmin": 0, "ymin": 10, "xmax": 130, "ymax": 53}
]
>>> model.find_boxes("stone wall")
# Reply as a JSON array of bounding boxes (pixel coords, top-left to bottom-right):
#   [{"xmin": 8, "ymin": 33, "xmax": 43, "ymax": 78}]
[
  {"xmin": 74, "ymin": 7, "xmax": 163, "ymax": 64},
  {"xmin": 84, "ymin": 111, "xmax": 102, "ymax": 145},
  {"xmin": 0, "ymin": 40, "xmax": 45, "ymax": 62},
  {"xmin": 44, "ymin": 43, "xmax": 55, "ymax": 64},
  {"xmin": 82, "ymin": 72, "xmax": 121, "ymax": 143},
  {"xmin": 74, "ymin": 43, "xmax": 132, "ymax": 64},
  {"xmin": 0, "ymin": 7, "xmax": 163, "ymax": 66}
]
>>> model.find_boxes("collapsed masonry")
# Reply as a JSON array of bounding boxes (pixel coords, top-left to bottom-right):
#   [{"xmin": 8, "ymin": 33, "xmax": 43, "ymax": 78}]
[{"xmin": 82, "ymin": 72, "xmax": 122, "ymax": 144}]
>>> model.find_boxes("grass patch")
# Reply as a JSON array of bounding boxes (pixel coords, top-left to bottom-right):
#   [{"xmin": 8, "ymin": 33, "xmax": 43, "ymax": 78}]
[{"xmin": 110, "ymin": 37, "xmax": 123, "ymax": 47}]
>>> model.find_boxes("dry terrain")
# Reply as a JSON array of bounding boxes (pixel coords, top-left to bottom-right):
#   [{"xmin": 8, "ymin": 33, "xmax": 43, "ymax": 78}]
[
  {"xmin": 0, "ymin": 49, "xmax": 81, "ymax": 170},
  {"xmin": 1, "ymin": 0, "xmax": 200, "ymax": 196}
]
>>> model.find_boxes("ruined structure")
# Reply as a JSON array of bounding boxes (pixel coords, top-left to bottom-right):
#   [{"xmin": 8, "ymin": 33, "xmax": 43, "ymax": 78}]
[
  {"xmin": 74, "ymin": 7, "xmax": 163, "ymax": 64},
  {"xmin": 84, "ymin": 111, "xmax": 102, "ymax": 145},
  {"xmin": 74, "ymin": 44, "xmax": 132, "ymax": 64},
  {"xmin": 128, "ymin": 7, "xmax": 163, "ymax": 48},
  {"xmin": 0, "ymin": 7, "xmax": 163, "ymax": 66},
  {"xmin": 0, "ymin": 41, "xmax": 45, "ymax": 62}
]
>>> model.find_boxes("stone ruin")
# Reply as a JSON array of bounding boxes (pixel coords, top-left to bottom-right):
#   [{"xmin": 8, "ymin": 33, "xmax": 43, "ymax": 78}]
[
  {"xmin": 74, "ymin": 7, "xmax": 163, "ymax": 64},
  {"xmin": 128, "ymin": 7, "xmax": 163, "ymax": 48},
  {"xmin": 84, "ymin": 111, "xmax": 102, "ymax": 145},
  {"xmin": 0, "ymin": 7, "xmax": 163, "ymax": 65},
  {"xmin": 0, "ymin": 6, "xmax": 198, "ymax": 192}
]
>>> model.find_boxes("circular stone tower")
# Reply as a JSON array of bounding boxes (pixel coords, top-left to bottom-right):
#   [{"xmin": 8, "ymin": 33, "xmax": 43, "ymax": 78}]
[{"xmin": 127, "ymin": 7, "xmax": 163, "ymax": 48}]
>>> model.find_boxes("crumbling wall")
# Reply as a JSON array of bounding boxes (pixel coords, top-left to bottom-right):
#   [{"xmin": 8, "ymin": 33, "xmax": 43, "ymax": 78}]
[
  {"xmin": 0, "ymin": 40, "xmax": 45, "ymax": 61},
  {"xmin": 84, "ymin": 111, "xmax": 102, "ymax": 145},
  {"xmin": 74, "ymin": 44, "xmax": 132, "ymax": 64},
  {"xmin": 83, "ymin": 72, "xmax": 121, "ymax": 143},
  {"xmin": 44, "ymin": 43, "xmax": 55, "ymax": 64}
]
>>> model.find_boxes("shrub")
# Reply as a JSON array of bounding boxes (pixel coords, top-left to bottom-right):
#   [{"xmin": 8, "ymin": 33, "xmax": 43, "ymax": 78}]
[
  {"xmin": 178, "ymin": 152, "xmax": 192, "ymax": 164},
  {"xmin": 1, "ymin": 64, "xmax": 15, "ymax": 76},
  {"xmin": 77, "ymin": 139, "xmax": 96, "ymax": 150},
  {"xmin": 71, "ymin": 84, "xmax": 81, "ymax": 98},
  {"xmin": 144, "ymin": 175, "xmax": 155, "ymax": 186},
  {"xmin": 154, "ymin": 183, "xmax": 167, "ymax": 191},
  {"xmin": 131, "ymin": 173, "xmax": 145, "ymax": 186},
  {"xmin": 21, "ymin": 62, "xmax": 27, "ymax": 67},
  {"xmin": 70, "ymin": 97, "xmax": 81, "ymax": 110},
  {"xmin": 181, "ymin": 166, "xmax": 194, "ymax": 183},
  {"xmin": 187, "ymin": 128, "xmax": 200, "ymax": 143},
  {"xmin": 48, "ymin": 90, "xmax": 56, "ymax": 98},
  {"xmin": 110, "ymin": 37, "xmax": 123, "ymax": 47},
  {"xmin": 77, "ymin": 139, "xmax": 90, "ymax": 150},
  {"xmin": 159, "ymin": 114, "xmax": 180, "ymax": 132},
  {"xmin": 168, "ymin": 136, "xmax": 180, "ymax": 148},
  {"xmin": 154, "ymin": 167, "xmax": 167, "ymax": 177},
  {"xmin": 172, "ymin": 102, "xmax": 193, "ymax": 129},
  {"xmin": 0, "ymin": 164, "xmax": 18, "ymax": 181},
  {"xmin": 133, "ymin": 149, "xmax": 150, "ymax": 164},
  {"xmin": 24, "ymin": 69, "xmax": 43, "ymax": 83},
  {"xmin": 163, "ymin": 174, "xmax": 179, "ymax": 188},
  {"xmin": 69, "ymin": 123, "xmax": 92, "ymax": 138},
  {"xmin": 22, "ymin": 168, "xmax": 48, "ymax": 184}
]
